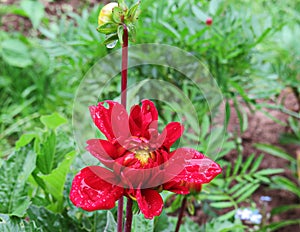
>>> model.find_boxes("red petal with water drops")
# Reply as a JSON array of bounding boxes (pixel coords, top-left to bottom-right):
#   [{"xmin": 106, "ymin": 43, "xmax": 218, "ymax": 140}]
[
  {"xmin": 172, "ymin": 148, "xmax": 222, "ymax": 184},
  {"xmin": 136, "ymin": 189, "xmax": 163, "ymax": 219},
  {"xmin": 86, "ymin": 139, "xmax": 120, "ymax": 168},
  {"xmin": 90, "ymin": 101, "xmax": 128, "ymax": 142},
  {"xmin": 70, "ymin": 166, "xmax": 124, "ymax": 211}
]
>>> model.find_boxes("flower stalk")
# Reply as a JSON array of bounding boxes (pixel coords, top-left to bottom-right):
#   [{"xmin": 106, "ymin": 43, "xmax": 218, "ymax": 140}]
[
  {"xmin": 118, "ymin": 22, "xmax": 129, "ymax": 232},
  {"xmin": 125, "ymin": 198, "xmax": 133, "ymax": 232},
  {"xmin": 175, "ymin": 197, "xmax": 187, "ymax": 232}
]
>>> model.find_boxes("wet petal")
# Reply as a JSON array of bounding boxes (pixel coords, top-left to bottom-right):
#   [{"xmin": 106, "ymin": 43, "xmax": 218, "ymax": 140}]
[
  {"xmin": 86, "ymin": 139, "xmax": 119, "ymax": 168},
  {"xmin": 89, "ymin": 101, "xmax": 129, "ymax": 142},
  {"xmin": 141, "ymin": 100, "xmax": 158, "ymax": 131},
  {"xmin": 136, "ymin": 189, "xmax": 163, "ymax": 219},
  {"xmin": 70, "ymin": 166, "xmax": 124, "ymax": 211},
  {"xmin": 172, "ymin": 148, "xmax": 222, "ymax": 184},
  {"xmin": 160, "ymin": 122, "xmax": 184, "ymax": 149}
]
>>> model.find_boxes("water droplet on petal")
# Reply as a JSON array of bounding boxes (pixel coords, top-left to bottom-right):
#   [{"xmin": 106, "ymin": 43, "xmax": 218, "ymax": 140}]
[{"xmin": 106, "ymin": 40, "xmax": 118, "ymax": 49}]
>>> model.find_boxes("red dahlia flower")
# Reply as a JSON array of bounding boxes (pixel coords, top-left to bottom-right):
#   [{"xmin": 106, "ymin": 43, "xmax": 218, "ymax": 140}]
[{"xmin": 70, "ymin": 100, "xmax": 222, "ymax": 219}]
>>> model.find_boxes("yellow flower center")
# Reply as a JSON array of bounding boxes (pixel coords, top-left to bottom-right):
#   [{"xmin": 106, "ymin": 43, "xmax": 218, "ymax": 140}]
[{"xmin": 135, "ymin": 149, "xmax": 151, "ymax": 165}]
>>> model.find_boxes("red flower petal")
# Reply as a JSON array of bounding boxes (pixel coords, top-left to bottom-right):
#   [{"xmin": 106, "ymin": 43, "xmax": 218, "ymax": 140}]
[
  {"xmin": 70, "ymin": 166, "xmax": 124, "ymax": 211},
  {"xmin": 129, "ymin": 100, "xmax": 159, "ymax": 139},
  {"xmin": 129, "ymin": 104, "xmax": 142, "ymax": 137},
  {"xmin": 163, "ymin": 181, "xmax": 189, "ymax": 194},
  {"xmin": 136, "ymin": 189, "xmax": 163, "ymax": 219},
  {"xmin": 86, "ymin": 139, "xmax": 121, "ymax": 168},
  {"xmin": 141, "ymin": 100, "xmax": 158, "ymax": 132},
  {"xmin": 172, "ymin": 148, "xmax": 222, "ymax": 184},
  {"xmin": 90, "ymin": 101, "xmax": 129, "ymax": 142},
  {"xmin": 161, "ymin": 122, "xmax": 184, "ymax": 149}
]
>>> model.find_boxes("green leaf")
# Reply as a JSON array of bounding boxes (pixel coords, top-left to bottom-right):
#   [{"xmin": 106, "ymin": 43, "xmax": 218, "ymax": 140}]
[
  {"xmin": 1, "ymin": 39, "xmax": 33, "ymax": 68},
  {"xmin": 159, "ymin": 21, "xmax": 181, "ymax": 40},
  {"xmin": 250, "ymin": 154, "xmax": 263, "ymax": 173},
  {"xmin": 104, "ymin": 33, "xmax": 119, "ymax": 46},
  {"xmin": 224, "ymin": 100, "xmax": 231, "ymax": 129},
  {"xmin": 191, "ymin": 5, "xmax": 208, "ymax": 21},
  {"xmin": 241, "ymin": 154, "xmax": 255, "ymax": 174},
  {"xmin": 271, "ymin": 204, "xmax": 300, "ymax": 216},
  {"xmin": 255, "ymin": 168, "xmax": 284, "ymax": 176},
  {"xmin": 236, "ymin": 183, "xmax": 260, "ymax": 203},
  {"xmin": 132, "ymin": 214, "xmax": 154, "ymax": 232},
  {"xmin": 104, "ymin": 211, "xmax": 117, "ymax": 232},
  {"xmin": 0, "ymin": 147, "xmax": 36, "ymax": 217},
  {"xmin": 112, "ymin": 7, "xmax": 123, "ymax": 24},
  {"xmin": 97, "ymin": 23, "xmax": 118, "ymax": 35},
  {"xmin": 27, "ymin": 206, "xmax": 78, "ymax": 231},
  {"xmin": 39, "ymin": 151, "xmax": 76, "ymax": 211},
  {"xmin": 210, "ymin": 201, "xmax": 234, "ymax": 209},
  {"xmin": 232, "ymin": 154, "xmax": 242, "ymax": 176},
  {"xmin": 40, "ymin": 112, "xmax": 67, "ymax": 130},
  {"xmin": 272, "ymin": 176, "xmax": 300, "ymax": 197},
  {"xmin": 20, "ymin": 0, "xmax": 45, "ymax": 29},
  {"xmin": 36, "ymin": 131, "xmax": 56, "ymax": 175},
  {"xmin": 15, "ymin": 133, "xmax": 37, "ymax": 149},
  {"xmin": 0, "ymin": 214, "xmax": 38, "ymax": 232},
  {"xmin": 200, "ymin": 114, "xmax": 210, "ymax": 140},
  {"xmin": 126, "ymin": 1, "xmax": 140, "ymax": 22},
  {"xmin": 117, "ymin": 25, "xmax": 124, "ymax": 44},
  {"xmin": 263, "ymin": 219, "xmax": 300, "ymax": 231},
  {"xmin": 254, "ymin": 143, "xmax": 295, "ymax": 162}
]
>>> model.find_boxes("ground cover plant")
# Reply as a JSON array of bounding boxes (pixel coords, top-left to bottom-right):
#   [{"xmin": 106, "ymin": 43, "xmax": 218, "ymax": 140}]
[{"xmin": 0, "ymin": 0, "xmax": 299, "ymax": 231}]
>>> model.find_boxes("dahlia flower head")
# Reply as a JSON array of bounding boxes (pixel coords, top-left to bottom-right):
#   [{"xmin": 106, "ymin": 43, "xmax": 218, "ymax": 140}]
[{"xmin": 70, "ymin": 100, "xmax": 222, "ymax": 219}]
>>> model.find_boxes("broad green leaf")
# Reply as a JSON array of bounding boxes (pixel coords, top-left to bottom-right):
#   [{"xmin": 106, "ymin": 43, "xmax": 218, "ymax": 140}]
[
  {"xmin": 40, "ymin": 112, "xmax": 67, "ymax": 130},
  {"xmin": 0, "ymin": 147, "xmax": 36, "ymax": 217},
  {"xmin": 36, "ymin": 131, "xmax": 56, "ymax": 175},
  {"xmin": 104, "ymin": 211, "xmax": 117, "ymax": 232},
  {"xmin": 15, "ymin": 133, "xmax": 37, "ymax": 149},
  {"xmin": 1, "ymin": 39, "xmax": 32, "ymax": 68},
  {"xmin": 254, "ymin": 143, "xmax": 295, "ymax": 162},
  {"xmin": 20, "ymin": 0, "xmax": 45, "ymax": 29},
  {"xmin": 39, "ymin": 151, "xmax": 76, "ymax": 211},
  {"xmin": 132, "ymin": 214, "xmax": 154, "ymax": 232}
]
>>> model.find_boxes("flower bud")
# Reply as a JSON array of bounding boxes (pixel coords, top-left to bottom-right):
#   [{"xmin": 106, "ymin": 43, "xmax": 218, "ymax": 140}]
[
  {"xmin": 184, "ymin": 182, "xmax": 202, "ymax": 194},
  {"xmin": 98, "ymin": 2, "xmax": 119, "ymax": 26},
  {"xmin": 206, "ymin": 17, "xmax": 213, "ymax": 26}
]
